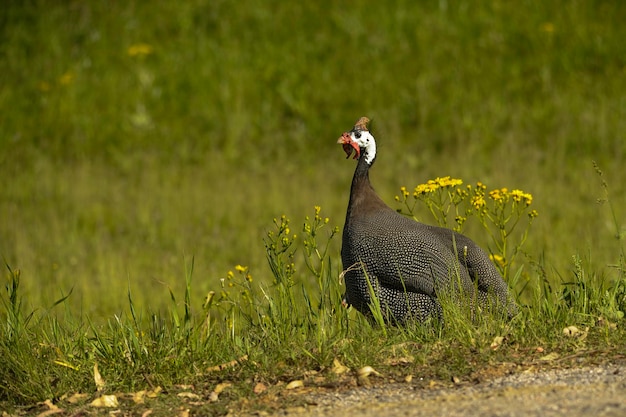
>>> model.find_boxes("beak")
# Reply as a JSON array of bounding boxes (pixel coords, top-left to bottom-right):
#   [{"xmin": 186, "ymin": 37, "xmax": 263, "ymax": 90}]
[{"xmin": 337, "ymin": 132, "xmax": 361, "ymax": 160}]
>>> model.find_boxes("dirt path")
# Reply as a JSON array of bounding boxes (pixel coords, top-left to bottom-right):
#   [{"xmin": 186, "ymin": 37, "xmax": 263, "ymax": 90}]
[{"xmin": 265, "ymin": 362, "xmax": 626, "ymax": 417}]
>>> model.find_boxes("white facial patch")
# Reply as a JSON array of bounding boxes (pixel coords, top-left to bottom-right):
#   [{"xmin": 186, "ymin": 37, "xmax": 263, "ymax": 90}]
[{"xmin": 351, "ymin": 130, "xmax": 377, "ymax": 165}]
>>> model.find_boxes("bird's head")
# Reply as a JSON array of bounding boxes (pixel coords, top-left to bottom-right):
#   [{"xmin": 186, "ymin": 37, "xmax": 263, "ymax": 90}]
[{"xmin": 337, "ymin": 117, "xmax": 376, "ymax": 165}]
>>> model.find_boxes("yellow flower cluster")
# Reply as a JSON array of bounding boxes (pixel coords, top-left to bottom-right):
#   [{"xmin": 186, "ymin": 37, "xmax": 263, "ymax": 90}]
[
  {"xmin": 471, "ymin": 195, "xmax": 486, "ymax": 210},
  {"xmin": 488, "ymin": 187, "xmax": 533, "ymax": 206},
  {"xmin": 488, "ymin": 188, "xmax": 508, "ymax": 202},
  {"xmin": 313, "ymin": 205, "xmax": 330, "ymax": 224},
  {"xmin": 510, "ymin": 189, "xmax": 533, "ymax": 205},
  {"xmin": 226, "ymin": 264, "xmax": 253, "ymax": 283},
  {"xmin": 414, "ymin": 176, "xmax": 463, "ymax": 196}
]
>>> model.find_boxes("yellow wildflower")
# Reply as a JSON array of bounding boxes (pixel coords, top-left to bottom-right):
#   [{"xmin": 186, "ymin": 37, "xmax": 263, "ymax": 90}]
[
  {"xmin": 435, "ymin": 176, "xmax": 463, "ymax": 188},
  {"xmin": 489, "ymin": 188, "xmax": 508, "ymax": 202},
  {"xmin": 235, "ymin": 265, "xmax": 247, "ymax": 273},
  {"xmin": 471, "ymin": 196, "xmax": 486, "ymax": 210},
  {"xmin": 489, "ymin": 254, "xmax": 506, "ymax": 268},
  {"xmin": 523, "ymin": 193, "xmax": 533, "ymax": 206},
  {"xmin": 506, "ymin": 189, "xmax": 532, "ymax": 205},
  {"xmin": 510, "ymin": 189, "xmax": 524, "ymax": 203},
  {"xmin": 127, "ymin": 43, "xmax": 153, "ymax": 57},
  {"xmin": 58, "ymin": 71, "xmax": 74, "ymax": 85},
  {"xmin": 414, "ymin": 183, "xmax": 435, "ymax": 195}
]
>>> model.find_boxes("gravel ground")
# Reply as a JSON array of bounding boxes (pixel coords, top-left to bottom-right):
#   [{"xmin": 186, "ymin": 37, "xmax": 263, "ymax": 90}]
[{"xmin": 264, "ymin": 362, "xmax": 626, "ymax": 417}]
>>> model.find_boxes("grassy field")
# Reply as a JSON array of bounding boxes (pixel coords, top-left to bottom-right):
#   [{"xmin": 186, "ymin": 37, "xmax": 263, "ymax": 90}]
[{"xmin": 2, "ymin": 0, "xmax": 626, "ymax": 414}]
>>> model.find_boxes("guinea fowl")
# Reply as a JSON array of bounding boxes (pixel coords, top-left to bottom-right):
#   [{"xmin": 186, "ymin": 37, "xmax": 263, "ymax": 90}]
[{"xmin": 338, "ymin": 117, "xmax": 518, "ymax": 325}]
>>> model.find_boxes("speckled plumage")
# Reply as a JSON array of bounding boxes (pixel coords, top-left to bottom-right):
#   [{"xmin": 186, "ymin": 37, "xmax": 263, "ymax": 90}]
[{"xmin": 338, "ymin": 118, "xmax": 518, "ymax": 325}]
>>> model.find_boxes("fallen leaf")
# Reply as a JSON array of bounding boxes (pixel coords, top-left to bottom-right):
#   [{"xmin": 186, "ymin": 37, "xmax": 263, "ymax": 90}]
[
  {"xmin": 357, "ymin": 366, "xmax": 381, "ymax": 378},
  {"xmin": 206, "ymin": 355, "xmax": 249, "ymax": 372},
  {"xmin": 90, "ymin": 395, "xmax": 118, "ymax": 408},
  {"xmin": 563, "ymin": 325, "xmax": 580, "ymax": 336},
  {"xmin": 209, "ymin": 392, "xmax": 219, "ymax": 402},
  {"xmin": 253, "ymin": 382, "xmax": 267, "ymax": 394},
  {"xmin": 285, "ymin": 380, "xmax": 304, "ymax": 390},
  {"xmin": 146, "ymin": 386, "xmax": 162, "ymax": 398},
  {"xmin": 331, "ymin": 358, "xmax": 349, "ymax": 375},
  {"xmin": 214, "ymin": 382, "xmax": 232, "ymax": 394},
  {"xmin": 35, "ymin": 399, "xmax": 64, "ymax": 417},
  {"xmin": 141, "ymin": 410, "xmax": 153, "ymax": 417},
  {"xmin": 490, "ymin": 336, "xmax": 504, "ymax": 350},
  {"xmin": 93, "ymin": 363, "xmax": 105, "ymax": 391},
  {"xmin": 66, "ymin": 393, "xmax": 89, "ymax": 404},
  {"xmin": 540, "ymin": 352, "xmax": 560, "ymax": 362},
  {"xmin": 384, "ymin": 356, "xmax": 415, "ymax": 366},
  {"xmin": 133, "ymin": 390, "xmax": 147, "ymax": 404},
  {"xmin": 177, "ymin": 392, "xmax": 200, "ymax": 400},
  {"xmin": 404, "ymin": 375, "xmax": 413, "ymax": 383}
]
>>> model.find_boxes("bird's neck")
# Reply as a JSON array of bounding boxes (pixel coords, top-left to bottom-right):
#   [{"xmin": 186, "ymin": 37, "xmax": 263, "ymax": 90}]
[{"xmin": 346, "ymin": 155, "xmax": 387, "ymax": 221}]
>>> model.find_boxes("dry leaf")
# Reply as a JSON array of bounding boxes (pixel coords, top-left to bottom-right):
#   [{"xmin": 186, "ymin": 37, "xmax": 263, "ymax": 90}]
[
  {"xmin": 146, "ymin": 386, "xmax": 162, "ymax": 398},
  {"xmin": 384, "ymin": 356, "xmax": 415, "ymax": 366},
  {"xmin": 331, "ymin": 358, "xmax": 349, "ymax": 375},
  {"xmin": 357, "ymin": 366, "xmax": 381, "ymax": 378},
  {"xmin": 285, "ymin": 380, "xmax": 304, "ymax": 390},
  {"xmin": 214, "ymin": 382, "xmax": 232, "ymax": 394},
  {"xmin": 540, "ymin": 352, "xmax": 560, "ymax": 362},
  {"xmin": 563, "ymin": 325, "xmax": 580, "ymax": 336},
  {"xmin": 93, "ymin": 363, "xmax": 105, "ymax": 391},
  {"xmin": 490, "ymin": 336, "xmax": 504, "ymax": 350},
  {"xmin": 179, "ymin": 409, "xmax": 190, "ymax": 417},
  {"xmin": 35, "ymin": 399, "xmax": 63, "ymax": 417},
  {"xmin": 66, "ymin": 393, "xmax": 89, "ymax": 404},
  {"xmin": 206, "ymin": 355, "xmax": 249, "ymax": 372},
  {"xmin": 253, "ymin": 382, "xmax": 267, "ymax": 394},
  {"xmin": 141, "ymin": 410, "xmax": 153, "ymax": 417},
  {"xmin": 209, "ymin": 392, "xmax": 219, "ymax": 402},
  {"xmin": 90, "ymin": 395, "xmax": 118, "ymax": 408},
  {"xmin": 177, "ymin": 392, "xmax": 200, "ymax": 400},
  {"xmin": 404, "ymin": 375, "xmax": 413, "ymax": 383},
  {"xmin": 133, "ymin": 390, "xmax": 147, "ymax": 404}
]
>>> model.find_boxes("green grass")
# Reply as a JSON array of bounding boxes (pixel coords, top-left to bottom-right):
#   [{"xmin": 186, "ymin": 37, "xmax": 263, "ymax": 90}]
[{"xmin": 2, "ymin": 0, "xmax": 626, "ymax": 414}]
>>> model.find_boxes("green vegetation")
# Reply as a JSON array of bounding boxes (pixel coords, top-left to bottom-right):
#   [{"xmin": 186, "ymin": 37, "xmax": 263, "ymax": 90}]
[{"xmin": 1, "ymin": 0, "xmax": 626, "ymax": 414}]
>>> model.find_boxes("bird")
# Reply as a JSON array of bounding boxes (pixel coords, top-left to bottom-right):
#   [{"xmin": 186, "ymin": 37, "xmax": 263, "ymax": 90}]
[{"xmin": 337, "ymin": 116, "xmax": 518, "ymax": 325}]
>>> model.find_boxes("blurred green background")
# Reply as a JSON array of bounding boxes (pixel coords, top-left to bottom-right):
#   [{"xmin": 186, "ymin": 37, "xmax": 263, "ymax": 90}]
[{"xmin": 2, "ymin": 0, "xmax": 625, "ymax": 317}]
